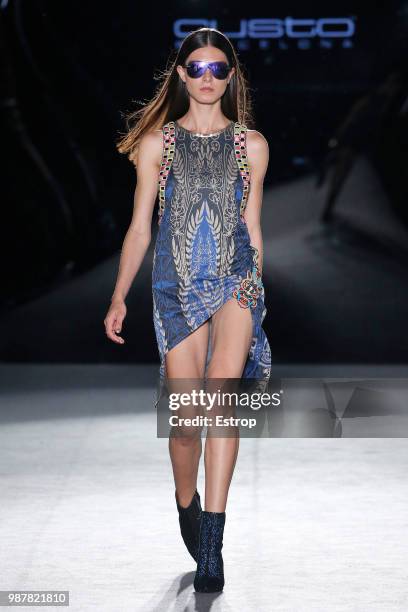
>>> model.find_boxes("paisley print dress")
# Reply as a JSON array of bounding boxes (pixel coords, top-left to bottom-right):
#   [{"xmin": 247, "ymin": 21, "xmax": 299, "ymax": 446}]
[{"xmin": 152, "ymin": 119, "xmax": 271, "ymax": 381}]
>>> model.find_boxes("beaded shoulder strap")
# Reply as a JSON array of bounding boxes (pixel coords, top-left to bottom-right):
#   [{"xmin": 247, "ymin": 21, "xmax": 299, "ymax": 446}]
[
  {"xmin": 234, "ymin": 122, "xmax": 251, "ymax": 218},
  {"xmin": 157, "ymin": 121, "xmax": 176, "ymax": 225}
]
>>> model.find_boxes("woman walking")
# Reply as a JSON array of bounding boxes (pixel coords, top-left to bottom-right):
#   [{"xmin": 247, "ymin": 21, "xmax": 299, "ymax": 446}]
[{"xmin": 104, "ymin": 27, "xmax": 271, "ymax": 592}]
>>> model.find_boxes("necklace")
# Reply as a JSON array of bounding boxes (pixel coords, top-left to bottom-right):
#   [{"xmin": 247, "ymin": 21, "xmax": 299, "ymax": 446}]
[{"xmin": 176, "ymin": 120, "xmax": 233, "ymax": 137}]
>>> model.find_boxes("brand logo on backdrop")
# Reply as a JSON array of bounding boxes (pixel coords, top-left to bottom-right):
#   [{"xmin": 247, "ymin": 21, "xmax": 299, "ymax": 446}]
[{"xmin": 174, "ymin": 18, "xmax": 356, "ymax": 49}]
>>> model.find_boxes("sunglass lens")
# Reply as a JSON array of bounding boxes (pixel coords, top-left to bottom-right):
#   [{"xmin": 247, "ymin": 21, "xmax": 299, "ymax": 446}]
[
  {"xmin": 186, "ymin": 62, "xmax": 205, "ymax": 78},
  {"xmin": 186, "ymin": 61, "xmax": 230, "ymax": 79},
  {"xmin": 212, "ymin": 62, "xmax": 230, "ymax": 79}
]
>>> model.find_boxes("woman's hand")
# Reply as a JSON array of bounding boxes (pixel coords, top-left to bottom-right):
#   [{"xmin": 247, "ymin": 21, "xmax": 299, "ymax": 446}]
[{"xmin": 104, "ymin": 299, "xmax": 127, "ymax": 344}]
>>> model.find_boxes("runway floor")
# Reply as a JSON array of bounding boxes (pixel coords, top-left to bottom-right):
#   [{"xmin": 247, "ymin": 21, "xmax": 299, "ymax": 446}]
[{"xmin": 1, "ymin": 364, "xmax": 408, "ymax": 611}]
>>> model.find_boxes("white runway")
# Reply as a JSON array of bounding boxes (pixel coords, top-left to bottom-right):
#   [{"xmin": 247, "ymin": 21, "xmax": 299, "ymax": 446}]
[{"xmin": 1, "ymin": 365, "xmax": 408, "ymax": 611}]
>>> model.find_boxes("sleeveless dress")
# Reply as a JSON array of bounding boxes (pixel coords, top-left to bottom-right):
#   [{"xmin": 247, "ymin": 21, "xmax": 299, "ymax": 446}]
[{"xmin": 152, "ymin": 119, "xmax": 271, "ymax": 382}]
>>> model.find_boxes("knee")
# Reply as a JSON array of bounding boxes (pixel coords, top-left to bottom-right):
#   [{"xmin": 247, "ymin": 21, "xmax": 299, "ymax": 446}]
[
  {"xmin": 170, "ymin": 427, "xmax": 203, "ymax": 446},
  {"xmin": 206, "ymin": 360, "xmax": 244, "ymax": 379}
]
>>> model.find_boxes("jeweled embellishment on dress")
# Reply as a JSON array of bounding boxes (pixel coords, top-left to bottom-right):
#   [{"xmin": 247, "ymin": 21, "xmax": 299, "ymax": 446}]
[
  {"xmin": 157, "ymin": 121, "xmax": 176, "ymax": 225},
  {"xmin": 233, "ymin": 257, "xmax": 264, "ymax": 309}
]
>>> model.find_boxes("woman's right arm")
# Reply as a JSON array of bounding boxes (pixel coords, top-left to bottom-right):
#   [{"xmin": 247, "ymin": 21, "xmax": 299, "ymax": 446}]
[{"xmin": 104, "ymin": 130, "xmax": 163, "ymax": 345}]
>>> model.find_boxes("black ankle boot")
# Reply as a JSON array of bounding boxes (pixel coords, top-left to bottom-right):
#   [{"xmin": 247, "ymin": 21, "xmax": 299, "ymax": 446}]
[
  {"xmin": 175, "ymin": 489, "xmax": 202, "ymax": 562},
  {"xmin": 194, "ymin": 510, "xmax": 226, "ymax": 593}
]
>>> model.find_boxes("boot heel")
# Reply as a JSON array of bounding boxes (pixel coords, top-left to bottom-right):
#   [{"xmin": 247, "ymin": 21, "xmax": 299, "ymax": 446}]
[
  {"xmin": 175, "ymin": 489, "xmax": 202, "ymax": 562},
  {"xmin": 194, "ymin": 510, "xmax": 226, "ymax": 593}
]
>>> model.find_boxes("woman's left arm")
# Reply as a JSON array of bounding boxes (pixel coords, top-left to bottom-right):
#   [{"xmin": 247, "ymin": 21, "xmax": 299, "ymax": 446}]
[{"xmin": 243, "ymin": 129, "xmax": 269, "ymax": 276}]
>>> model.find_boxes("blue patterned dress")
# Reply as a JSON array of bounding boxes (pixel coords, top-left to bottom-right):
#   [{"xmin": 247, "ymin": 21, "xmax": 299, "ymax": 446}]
[{"xmin": 152, "ymin": 119, "xmax": 271, "ymax": 381}]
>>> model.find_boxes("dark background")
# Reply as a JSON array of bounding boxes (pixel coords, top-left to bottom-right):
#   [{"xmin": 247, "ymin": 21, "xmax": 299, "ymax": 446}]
[{"xmin": 1, "ymin": 0, "xmax": 408, "ymax": 365}]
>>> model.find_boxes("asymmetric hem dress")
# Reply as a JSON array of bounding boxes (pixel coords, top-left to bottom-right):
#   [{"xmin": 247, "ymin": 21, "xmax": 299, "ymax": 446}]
[{"xmin": 152, "ymin": 119, "xmax": 271, "ymax": 381}]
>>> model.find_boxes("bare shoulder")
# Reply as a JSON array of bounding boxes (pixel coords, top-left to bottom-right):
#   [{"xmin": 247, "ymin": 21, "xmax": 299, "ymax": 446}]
[
  {"xmin": 246, "ymin": 128, "xmax": 269, "ymax": 173},
  {"xmin": 139, "ymin": 128, "xmax": 163, "ymax": 154},
  {"xmin": 246, "ymin": 128, "xmax": 269, "ymax": 151},
  {"xmin": 136, "ymin": 128, "xmax": 163, "ymax": 167}
]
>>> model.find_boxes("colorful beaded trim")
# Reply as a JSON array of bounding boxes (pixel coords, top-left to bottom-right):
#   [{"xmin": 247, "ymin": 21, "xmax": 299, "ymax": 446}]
[
  {"xmin": 157, "ymin": 121, "xmax": 176, "ymax": 225},
  {"xmin": 233, "ymin": 247, "xmax": 263, "ymax": 309},
  {"xmin": 234, "ymin": 123, "xmax": 251, "ymax": 219}
]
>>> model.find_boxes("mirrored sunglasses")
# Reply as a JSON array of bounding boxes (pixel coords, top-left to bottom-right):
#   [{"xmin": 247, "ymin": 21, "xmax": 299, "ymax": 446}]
[{"xmin": 184, "ymin": 61, "xmax": 231, "ymax": 80}]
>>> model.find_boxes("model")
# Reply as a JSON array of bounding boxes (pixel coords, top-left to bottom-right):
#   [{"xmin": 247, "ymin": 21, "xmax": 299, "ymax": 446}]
[{"xmin": 104, "ymin": 27, "xmax": 271, "ymax": 593}]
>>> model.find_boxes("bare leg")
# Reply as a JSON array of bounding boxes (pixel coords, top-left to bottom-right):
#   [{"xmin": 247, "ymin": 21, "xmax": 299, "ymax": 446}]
[
  {"xmin": 166, "ymin": 321, "xmax": 209, "ymax": 507},
  {"xmin": 204, "ymin": 298, "xmax": 253, "ymax": 512}
]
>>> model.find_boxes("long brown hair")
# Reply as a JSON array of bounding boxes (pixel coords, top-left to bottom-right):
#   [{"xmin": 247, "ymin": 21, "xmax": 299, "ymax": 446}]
[{"xmin": 116, "ymin": 27, "xmax": 254, "ymax": 167}]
